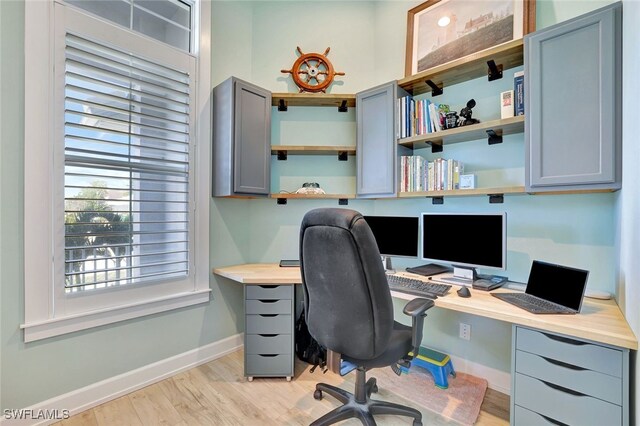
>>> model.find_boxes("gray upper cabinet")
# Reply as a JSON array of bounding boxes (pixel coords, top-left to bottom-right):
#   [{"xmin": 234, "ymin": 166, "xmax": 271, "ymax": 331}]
[
  {"xmin": 212, "ymin": 77, "xmax": 271, "ymax": 197},
  {"xmin": 525, "ymin": 3, "xmax": 622, "ymax": 192},
  {"xmin": 356, "ymin": 82, "xmax": 410, "ymax": 198}
]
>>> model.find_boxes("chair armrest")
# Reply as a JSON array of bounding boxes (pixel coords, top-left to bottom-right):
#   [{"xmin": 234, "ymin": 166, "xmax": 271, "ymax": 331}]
[
  {"xmin": 403, "ymin": 298, "xmax": 435, "ymax": 317},
  {"xmin": 402, "ymin": 298, "xmax": 435, "ymax": 356}
]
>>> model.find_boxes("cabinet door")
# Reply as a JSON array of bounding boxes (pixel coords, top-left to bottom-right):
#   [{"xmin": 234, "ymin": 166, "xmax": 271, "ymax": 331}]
[
  {"xmin": 356, "ymin": 82, "xmax": 397, "ymax": 198},
  {"xmin": 525, "ymin": 3, "xmax": 621, "ymax": 191},
  {"xmin": 233, "ymin": 80, "xmax": 271, "ymax": 195}
]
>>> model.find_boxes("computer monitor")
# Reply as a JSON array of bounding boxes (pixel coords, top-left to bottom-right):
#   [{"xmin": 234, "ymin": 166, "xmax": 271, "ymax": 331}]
[
  {"xmin": 421, "ymin": 212, "xmax": 507, "ymax": 282},
  {"xmin": 363, "ymin": 216, "xmax": 419, "ymax": 273}
]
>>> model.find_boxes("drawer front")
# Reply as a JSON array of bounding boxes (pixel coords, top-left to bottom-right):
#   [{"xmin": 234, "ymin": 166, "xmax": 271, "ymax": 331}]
[
  {"xmin": 514, "ymin": 405, "xmax": 565, "ymax": 426},
  {"xmin": 516, "ymin": 350, "xmax": 622, "ymax": 405},
  {"xmin": 245, "ymin": 334, "xmax": 292, "ymax": 355},
  {"xmin": 246, "ymin": 354, "xmax": 292, "ymax": 376},
  {"xmin": 246, "ymin": 299, "xmax": 292, "ymax": 315},
  {"xmin": 246, "ymin": 285, "xmax": 293, "ymax": 300},
  {"xmin": 246, "ymin": 314, "xmax": 292, "ymax": 334},
  {"xmin": 516, "ymin": 327, "xmax": 622, "ymax": 377},
  {"xmin": 515, "ymin": 373, "xmax": 621, "ymax": 426}
]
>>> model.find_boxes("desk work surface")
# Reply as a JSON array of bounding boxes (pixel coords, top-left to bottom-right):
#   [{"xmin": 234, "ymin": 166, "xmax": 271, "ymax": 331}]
[{"xmin": 213, "ymin": 264, "xmax": 637, "ymax": 350}]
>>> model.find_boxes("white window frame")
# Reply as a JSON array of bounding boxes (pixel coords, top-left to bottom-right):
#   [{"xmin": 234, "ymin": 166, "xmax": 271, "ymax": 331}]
[{"xmin": 22, "ymin": 0, "xmax": 211, "ymax": 342}]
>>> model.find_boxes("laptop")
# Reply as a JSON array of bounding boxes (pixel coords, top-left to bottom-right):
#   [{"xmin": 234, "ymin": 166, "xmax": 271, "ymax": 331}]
[{"xmin": 492, "ymin": 260, "xmax": 589, "ymax": 314}]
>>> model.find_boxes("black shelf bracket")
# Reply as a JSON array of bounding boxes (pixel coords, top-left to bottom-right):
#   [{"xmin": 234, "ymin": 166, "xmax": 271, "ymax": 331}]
[
  {"xmin": 277, "ymin": 150, "xmax": 288, "ymax": 160},
  {"xmin": 429, "ymin": 142, "xmax": 443, "ymax": 153},
  {"xmin": 425, "ymin": 80, "xmax": 443, "ymax": 97},
  {"xmin": 489, "ymin": 194, "xmax": 504, "ymax": 204},
  {"xmin": 486, "ymin": 129, "xmax": 503, "ymax": 145},
  {"xmin": 338, "ymin": 151, "xmax": 348, "ymax": 161},
  {"xmin": 431, "ymin": 196, "xmax": 444, "ymax": 205},
  {"xmin": 338, "ymin": 100, "xmax": 348, "ymax": 113},
  {"xmin": 338, "ymin": 198, "xmax": 348, "ymax": 205},
  {"xmin": 278, "ymin": 99, "xmax": 288, "ymax": 112},
  {"xmin": 487, "ymin": 60, "xmax": 503, "ymax": 81},
  {"xmin": 276, "ymin": 197, "xmax": 287, "ymax": 205}
]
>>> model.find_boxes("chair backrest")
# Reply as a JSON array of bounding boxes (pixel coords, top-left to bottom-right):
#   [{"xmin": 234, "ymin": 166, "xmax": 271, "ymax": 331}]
[{"xmin": 299, "ymin": 208, "xmax": 394, "ymax": 361}]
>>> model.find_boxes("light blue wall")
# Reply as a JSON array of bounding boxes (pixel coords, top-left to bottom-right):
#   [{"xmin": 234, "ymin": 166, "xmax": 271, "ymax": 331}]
[{"xmin": 0, "ymin": 0, "xmax": 630, "ymax": 412}]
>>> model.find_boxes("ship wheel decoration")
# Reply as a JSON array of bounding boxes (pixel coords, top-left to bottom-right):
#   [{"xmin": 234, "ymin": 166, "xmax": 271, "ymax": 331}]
[{"xmin": 281, "ymin": 47, "xmax": 345, "ymax": 93}]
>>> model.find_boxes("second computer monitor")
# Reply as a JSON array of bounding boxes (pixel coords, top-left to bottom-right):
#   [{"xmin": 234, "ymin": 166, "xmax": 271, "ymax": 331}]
[
  {"xmin": 421, "ymin": 212, "xmax": 506, "ymax": 270},
  {"xmin": 363, "ymin": 216, "xmax": 419, "ymax": 258}
]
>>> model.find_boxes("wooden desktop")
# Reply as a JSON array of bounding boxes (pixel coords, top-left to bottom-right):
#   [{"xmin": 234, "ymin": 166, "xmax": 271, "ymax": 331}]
[{"xmin": 214, "ymin": 263, "xmax": 636, "ymax": 350}]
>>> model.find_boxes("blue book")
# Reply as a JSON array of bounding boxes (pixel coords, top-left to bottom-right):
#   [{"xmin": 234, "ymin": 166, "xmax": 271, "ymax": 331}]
[{"xmin": 514, "ymin": 71, "xmax": 525, "ymax": 116}]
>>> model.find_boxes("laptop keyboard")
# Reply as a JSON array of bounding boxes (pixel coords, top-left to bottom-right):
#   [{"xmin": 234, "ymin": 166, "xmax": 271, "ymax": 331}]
[{"xmin": 493, "ymin": 293, "xmax": 574, "ymax": 314}]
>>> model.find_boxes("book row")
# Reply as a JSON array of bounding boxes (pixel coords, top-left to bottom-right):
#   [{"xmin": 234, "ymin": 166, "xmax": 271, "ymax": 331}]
[{"xmin": 400, "ymin": 156, "xmax": 465, "ymax": 193}]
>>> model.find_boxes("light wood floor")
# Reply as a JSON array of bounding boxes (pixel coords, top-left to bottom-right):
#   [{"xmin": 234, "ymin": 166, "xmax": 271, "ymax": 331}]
[{"xmin": 55, "ymin": 350, "xmax": 509, "ymax": 425}]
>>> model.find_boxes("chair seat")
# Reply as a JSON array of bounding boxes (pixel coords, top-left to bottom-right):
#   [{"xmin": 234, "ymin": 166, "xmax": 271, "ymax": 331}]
[{"xmin": 343, "ymin": 322, "xmax": 412, "ymax": 369}]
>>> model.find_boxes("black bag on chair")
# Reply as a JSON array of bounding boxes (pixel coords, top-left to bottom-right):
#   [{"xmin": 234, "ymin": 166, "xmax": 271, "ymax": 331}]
[{"xmin": 295, "ymin": 310, "xmax": 327, "ymax": 373}]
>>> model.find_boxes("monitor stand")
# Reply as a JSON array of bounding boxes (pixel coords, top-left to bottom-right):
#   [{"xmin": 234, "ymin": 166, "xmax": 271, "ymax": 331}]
[{"xmin": 381, "ymin": 256, "xmax": 395, "ymax": 274}]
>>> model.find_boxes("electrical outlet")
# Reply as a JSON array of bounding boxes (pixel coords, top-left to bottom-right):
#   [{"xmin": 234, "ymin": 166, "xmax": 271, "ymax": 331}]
[{"xmin": 459, "ymin": 323, "xmax": 471, "ymax": 340}]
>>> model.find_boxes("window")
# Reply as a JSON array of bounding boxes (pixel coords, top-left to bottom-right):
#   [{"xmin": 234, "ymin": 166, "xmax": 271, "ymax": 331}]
[{"xmin": 22, "ymin": 0, "xmax": 211, "ymax": 342}]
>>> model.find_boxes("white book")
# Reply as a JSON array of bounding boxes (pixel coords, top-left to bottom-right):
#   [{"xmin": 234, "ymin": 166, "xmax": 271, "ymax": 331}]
[{"xmin": 501, "ymin": 90, "xmax": 515, "ymax": 119}]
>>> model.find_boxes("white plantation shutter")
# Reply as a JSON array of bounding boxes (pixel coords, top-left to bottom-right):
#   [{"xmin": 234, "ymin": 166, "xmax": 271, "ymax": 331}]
[{"xmin": 63, "ymin": 33, "xmax": 193, "ymax": 290}]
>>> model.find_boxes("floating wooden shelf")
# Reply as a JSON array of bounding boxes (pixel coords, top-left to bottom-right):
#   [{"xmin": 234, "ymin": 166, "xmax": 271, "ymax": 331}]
[
  {"xmin": 398, "ymin": 186, "xmax": 526, "ymax": 199},
  {"xmin": 397, "ymin": 116, "xmax": 525, "ymax": 149},
  {"xmin": 271, "ymin": 145, "xmax": 356, "ymax": 157},
  {"xmin": 271, "ymin": 193, "xmax": 355, "ymax": 200},
  {"xmin": 398, "ymin": 39, "xmax": 524, "ymax": 96},
  {"xmin": 271, "ymin": 93, "xmax": 356, "ymax": 109}
]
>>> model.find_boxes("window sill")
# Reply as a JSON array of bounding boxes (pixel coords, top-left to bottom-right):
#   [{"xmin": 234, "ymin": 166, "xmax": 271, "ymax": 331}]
[{"xmin": 21, "ymin": 289, "xmax": 211, "ymax": 342}]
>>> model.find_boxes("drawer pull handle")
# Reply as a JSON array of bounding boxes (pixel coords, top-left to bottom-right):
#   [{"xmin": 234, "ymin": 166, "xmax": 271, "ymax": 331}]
[
  {"xmin": 259, "ymin": 334, "xmax": 278, "ymax": 337},
  {"xmin": 259, "ymin": 300, "xmax": 278, "ymax": 304},
  {"xmin": 543, "ymin": 332, "xmax": 587, "ymax": 346},
  {"xmin": 258, "ymin": 354, "xmax": 278, "ymax": 358},
  {"xmin": 542, "ymin": 356, "xmax": 587, "ymax": 371},
  {"xmin": 540, "ymin": 379, "xmax": 586, "ymax": 397},
  {"xmin": 259, "ymin": 314, "xmax": 278, "ymax": 318},
  {"xmin": 539, "ymin": 413, "xmax": 569, "ymax": 426},
  {"xmin": 259, "ymin": 285, "xmax": 279, "ymax": 289}
]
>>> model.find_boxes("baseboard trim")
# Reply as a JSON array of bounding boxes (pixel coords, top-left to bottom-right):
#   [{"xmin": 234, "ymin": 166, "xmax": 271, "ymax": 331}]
[
  {"xmin": 449, "ymin": 354, "xmax": 511, "ymax": 395},
  {"xmin": 2, "ymin": 334, "xmax": 243, "ymax": 426}
]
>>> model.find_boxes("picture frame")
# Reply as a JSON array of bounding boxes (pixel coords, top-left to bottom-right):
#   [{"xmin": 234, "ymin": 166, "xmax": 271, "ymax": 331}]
[{"xmin": 405, "ymin": 0, "xmax": 536, "ymax": 77}]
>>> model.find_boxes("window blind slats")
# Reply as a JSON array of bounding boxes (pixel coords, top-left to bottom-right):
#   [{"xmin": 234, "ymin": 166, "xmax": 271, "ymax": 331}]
[{"xmin": 64, "ymin": 33, "xmax": 191, "ymax": 291}]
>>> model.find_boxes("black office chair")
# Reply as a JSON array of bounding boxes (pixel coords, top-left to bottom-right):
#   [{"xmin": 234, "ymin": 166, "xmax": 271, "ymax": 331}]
[{"xmin": 300, "ymin": 208, "xmax": 434, "ymax": 426}]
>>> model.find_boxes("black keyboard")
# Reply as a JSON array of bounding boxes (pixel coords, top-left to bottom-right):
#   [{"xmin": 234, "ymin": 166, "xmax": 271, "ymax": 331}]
[{"xmin": 386, "ymin": 274, "xmax": 451, "ymax": 299}]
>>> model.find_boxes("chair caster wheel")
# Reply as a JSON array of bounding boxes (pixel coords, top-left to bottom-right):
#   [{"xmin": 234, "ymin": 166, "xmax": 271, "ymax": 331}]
[
  {"xmin": 412, "ymin": 421, "xmax": 422, "ymax": 426},
  {"xmin": 313, "ymin": 390, "xmax": 323, "ymax": 400},
  {"xmin": 371, "ymin": 384, "xmax": 378, "ymax": 393}
]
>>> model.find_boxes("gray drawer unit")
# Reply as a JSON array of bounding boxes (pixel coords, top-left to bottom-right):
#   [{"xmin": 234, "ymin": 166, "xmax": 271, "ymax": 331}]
[
  {"xmin": 246, "ymin": 354, "xmax": 292, "ymax": 377},
  {"xmin": 246, "ymin": 334, "xmax": 292, "ymax": 355},
  {"xmin": 243, "ymin": 283, "xmax": 295, "ymax": 381},
  {"xmin": 516, "ymin": 350, "xmax": 622, "ymax": 405},
  {"xmin": 514, "ymin": 373, "xmax": 621, "ymax": 426},
  {"xmin": 246, "ymin": 299, "xmax": 292, "ymax": 315},
  {"xmin": 246, "ymin": 284, "xmax": 293, "ymax": 300},
  {"xmin": 511, "ymin": 325, "xmax": 630, "ymax": 426},
  {"xmin": 246, "ymin": 314, "xmax": 292, "ymax": 335},
  {"xmin": 516, "ymin": 327, "xmax": 622, "ymax": 377}
]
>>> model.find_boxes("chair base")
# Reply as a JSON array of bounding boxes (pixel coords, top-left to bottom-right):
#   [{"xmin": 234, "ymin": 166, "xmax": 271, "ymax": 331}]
[{"xmin": 311, "ymin": 368, "xmax": 422, "ymax": 426}]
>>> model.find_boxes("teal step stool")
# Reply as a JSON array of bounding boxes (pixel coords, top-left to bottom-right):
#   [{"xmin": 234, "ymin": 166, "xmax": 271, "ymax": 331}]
[{"xmin": 406, "ymin": 347, "xmax": 456, "ymax": 389}]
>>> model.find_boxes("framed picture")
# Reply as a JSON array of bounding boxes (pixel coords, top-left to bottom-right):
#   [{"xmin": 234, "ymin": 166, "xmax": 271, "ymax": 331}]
[{"xmin": 405, "ymin": 0, "xmax": 536, "ymax": 76}]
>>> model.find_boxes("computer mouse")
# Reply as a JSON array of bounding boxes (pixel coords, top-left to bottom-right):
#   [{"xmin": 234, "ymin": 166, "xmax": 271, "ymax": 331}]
[{"xmin": 457, "ymin": 286, "xmax": 471, "ymax": 298}]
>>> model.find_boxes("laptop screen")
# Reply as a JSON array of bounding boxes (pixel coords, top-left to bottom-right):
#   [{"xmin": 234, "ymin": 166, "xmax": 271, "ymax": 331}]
[{"xmin": 525, "ymin": 261, "xmax": 589, "ymax": 311}]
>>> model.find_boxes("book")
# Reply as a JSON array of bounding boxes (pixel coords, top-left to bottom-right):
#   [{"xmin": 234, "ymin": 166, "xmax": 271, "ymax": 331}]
[
  {"xmin": 514, "ymin": 71, "xmax": 524, "ymax": 116},
  {"xmin": 501, "ymin": 90, "xmax": 514, "ymax": 119}
]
